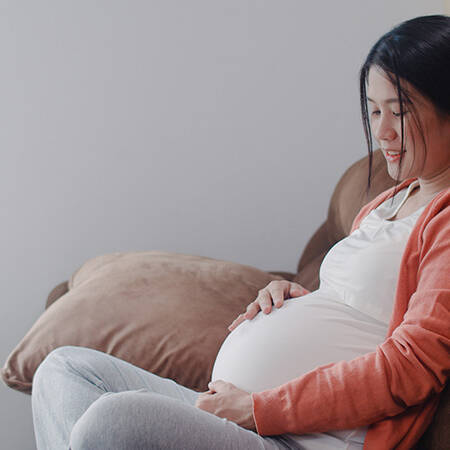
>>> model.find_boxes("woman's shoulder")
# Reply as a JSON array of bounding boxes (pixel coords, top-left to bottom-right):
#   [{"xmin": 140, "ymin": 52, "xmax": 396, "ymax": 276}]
[{"xmin": 418, "ymin": 188, "xmax": 450, "ymax": 241}]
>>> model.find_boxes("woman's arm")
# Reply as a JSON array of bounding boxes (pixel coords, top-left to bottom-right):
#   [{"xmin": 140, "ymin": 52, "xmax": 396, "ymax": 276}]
[{"xmin": 252, "ymin": 205, "xmax": 450, "ymax": 436}]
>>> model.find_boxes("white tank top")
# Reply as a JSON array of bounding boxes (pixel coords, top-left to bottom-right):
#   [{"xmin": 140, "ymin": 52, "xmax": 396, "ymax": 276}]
[{"xmin": 211, "ymin": 180, "xmax": 427, "ymax": 448}]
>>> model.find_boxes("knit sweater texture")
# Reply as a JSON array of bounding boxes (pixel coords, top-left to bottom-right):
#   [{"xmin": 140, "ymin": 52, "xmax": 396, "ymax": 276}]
[{"xmin": 251, "ymin": 177, "xmax": 450, "ymax": 449}]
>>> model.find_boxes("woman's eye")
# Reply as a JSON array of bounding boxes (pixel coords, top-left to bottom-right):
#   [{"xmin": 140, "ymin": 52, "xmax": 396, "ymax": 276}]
[
  {"xmin": 371, "ymin": 110, "xmax": 380, "ymax": 116},
  {"xmin": 393, "ymin": 111, "xmax": 408, "ymax": 117}
]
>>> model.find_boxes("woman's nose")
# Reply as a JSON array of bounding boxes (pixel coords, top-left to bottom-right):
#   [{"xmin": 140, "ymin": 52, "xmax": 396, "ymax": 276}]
[{"xmin": 373, "ymin": 116, "xmax": 397, "ymax": 142}]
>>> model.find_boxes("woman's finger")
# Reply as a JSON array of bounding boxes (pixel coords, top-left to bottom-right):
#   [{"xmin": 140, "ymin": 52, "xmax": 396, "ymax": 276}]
[
  {"xmin": 270, "ymin": 285, "xmax": 286, "ymax": 308},
  {"xmin": 290, "ymin": 283, "xmax": 309, "ymax": 297},
  {"xmin": 228, "ymin": 314, "xmax": 245, "ymax": 331},
  {"xmin": 255, "ymin": 290, "xmax": 273, "ymax": 314},
  {"xmin": 245, "ymin": 301, "xmax": 261, "ymax": 318},
  {"xmin": 289, "ymin": 284, "xmax": 304, "ymax": 297}
]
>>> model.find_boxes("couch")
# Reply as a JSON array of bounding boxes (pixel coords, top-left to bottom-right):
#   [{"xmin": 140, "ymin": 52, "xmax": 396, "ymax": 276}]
[{"xmin": 2, "ymin": 149, "xmax": 448, "ymax": 448}]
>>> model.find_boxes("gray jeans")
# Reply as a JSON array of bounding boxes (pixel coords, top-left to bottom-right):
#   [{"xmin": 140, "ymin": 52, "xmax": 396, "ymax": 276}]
[{"xmin": 31, "ymin": 346, "xmax": 297, "ymax": 449}]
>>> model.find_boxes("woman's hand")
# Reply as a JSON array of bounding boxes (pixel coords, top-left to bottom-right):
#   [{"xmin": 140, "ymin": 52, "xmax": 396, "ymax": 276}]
[
  {"xmin": 228, "ymin": 280, "xmax": 310, "ymax": 331},
  {"xmin": 195, "ymin": 380, "xmax": 256, "ymax": 431}
]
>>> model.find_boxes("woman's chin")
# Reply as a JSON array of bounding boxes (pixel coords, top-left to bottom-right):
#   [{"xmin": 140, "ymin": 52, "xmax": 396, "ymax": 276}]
[
  {"xmin": 387, "ymin": 168, "xmax": 401, "ymax": 180},
  {"xmin": 386, "ymin": 163, "xmax": 410, "ymax": 181}
]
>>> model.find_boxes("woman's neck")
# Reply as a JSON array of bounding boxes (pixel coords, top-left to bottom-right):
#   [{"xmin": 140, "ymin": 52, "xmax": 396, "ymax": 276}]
[{"xmin": 416, "ymin": 165, "xmax": 450, "ymax": 202}]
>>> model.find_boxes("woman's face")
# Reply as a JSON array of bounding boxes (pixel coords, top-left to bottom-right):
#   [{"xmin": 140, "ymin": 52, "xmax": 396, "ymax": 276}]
[{"xmin": 367, "ymin": 66, "xmax": 450, "ymax": 182}]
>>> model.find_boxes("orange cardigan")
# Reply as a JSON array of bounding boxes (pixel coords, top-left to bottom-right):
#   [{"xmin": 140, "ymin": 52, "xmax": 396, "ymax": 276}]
[{"xmin": 251, "ymin": 178, "xmax": 450, "ymax": 449}]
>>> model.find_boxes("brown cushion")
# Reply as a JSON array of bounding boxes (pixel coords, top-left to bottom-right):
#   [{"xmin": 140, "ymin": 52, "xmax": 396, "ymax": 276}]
[
  {"xmin": 46, "ymin": 281, "xmax": 69, "ymax": 309},
  {"xmin": 1, "ymin": 251, "xmax": 281, "ymax": 394}
]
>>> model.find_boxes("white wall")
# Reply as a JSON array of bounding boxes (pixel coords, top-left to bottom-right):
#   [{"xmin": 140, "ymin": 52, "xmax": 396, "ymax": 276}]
[{"xmin": 1, "ymin": 1, "xmax": 444, "ymax": 448}]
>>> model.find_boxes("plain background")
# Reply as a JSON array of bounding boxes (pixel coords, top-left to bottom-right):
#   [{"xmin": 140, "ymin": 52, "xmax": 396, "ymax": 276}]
[{"xmin": 1, "ymin": 1, "xmax": 446, "ymax": 448}]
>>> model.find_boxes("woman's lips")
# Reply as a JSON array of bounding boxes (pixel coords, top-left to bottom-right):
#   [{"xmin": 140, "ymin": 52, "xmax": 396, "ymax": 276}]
[{"xmin": 384, "ymin": 150, "xmax": 405, "ymax": 163}]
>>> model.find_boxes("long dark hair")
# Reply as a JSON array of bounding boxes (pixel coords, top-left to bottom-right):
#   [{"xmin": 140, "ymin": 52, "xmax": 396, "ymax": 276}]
[{"xmin": 359, "ymin": 15, "xmax": 450, "ymax": 193}]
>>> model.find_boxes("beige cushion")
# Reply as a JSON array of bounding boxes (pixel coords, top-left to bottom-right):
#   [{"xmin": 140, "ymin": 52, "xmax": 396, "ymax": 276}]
[{"xmin": 1, "ymin": 251, "xmax": 280, "ymax": 394}]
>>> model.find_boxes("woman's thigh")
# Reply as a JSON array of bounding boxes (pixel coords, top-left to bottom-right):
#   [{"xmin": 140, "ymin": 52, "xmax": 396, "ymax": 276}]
[
  {"xmin": 69, "ymin": 389, "xmax": 291, "ymax": 450},
  {"xmin": 32, "ymin": 345, "xmax": 199, "ymax": 449},
  {"xmin": 46, "ymin": 345, "xmax": 199, "ymax": 401},
  {"xmin": 32, "ymin": 346, "xmax": 293, "ymax": 450}
]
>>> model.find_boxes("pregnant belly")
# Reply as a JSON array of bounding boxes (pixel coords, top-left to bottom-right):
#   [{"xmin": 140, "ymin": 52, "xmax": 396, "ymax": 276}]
[{"xmin": 211, "ymin": 292, "xmax": 388, "ymax": 393}]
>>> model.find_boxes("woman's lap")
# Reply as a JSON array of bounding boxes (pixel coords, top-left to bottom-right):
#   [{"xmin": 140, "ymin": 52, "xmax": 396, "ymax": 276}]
[
  {"xmin": 70, "ymin": 389, "xmax": 289, "ymax": 450},
  {"xmin": 31, "ymin": 346, "xmax": 293, "ymax": 450}
]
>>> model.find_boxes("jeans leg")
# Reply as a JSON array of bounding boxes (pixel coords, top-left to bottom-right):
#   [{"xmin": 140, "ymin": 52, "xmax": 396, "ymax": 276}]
[{"xmin": 31, "ymin": 345, "xmax": 200, "ymax": 450}]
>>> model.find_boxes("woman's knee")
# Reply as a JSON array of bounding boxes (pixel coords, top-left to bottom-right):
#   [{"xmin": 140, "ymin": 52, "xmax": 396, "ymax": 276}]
[
  {"xmin": 32, "ymin": 346, "xmax": 101, "ymax": 394},
  {"xmin": 33, "ymin": 346, "xmax": 79, "ymax": 389},
  {"xmin": 69, "ymin": 391, "xmax": 154, "ymax": 450},
  {"xmin": 69, "ymin": 390, "xmax": 267, "ymax": 450}
]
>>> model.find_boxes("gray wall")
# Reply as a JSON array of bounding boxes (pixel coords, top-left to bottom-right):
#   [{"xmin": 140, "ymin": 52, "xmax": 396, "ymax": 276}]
[{"xmin": 1, "ymin": 1, "xmax": 444, "ymax": 448}]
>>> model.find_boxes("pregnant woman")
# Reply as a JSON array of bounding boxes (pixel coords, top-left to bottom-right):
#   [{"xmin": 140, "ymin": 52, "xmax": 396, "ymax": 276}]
[{"xmin": 32, "ymin": 15, "xmax": 449, "ymax": 450}]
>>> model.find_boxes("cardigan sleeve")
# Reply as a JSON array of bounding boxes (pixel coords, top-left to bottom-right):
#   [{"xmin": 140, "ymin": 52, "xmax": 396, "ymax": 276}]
[{"xmin": 251, "ymin": 203, "xmax": 450, "ymax": 436}]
